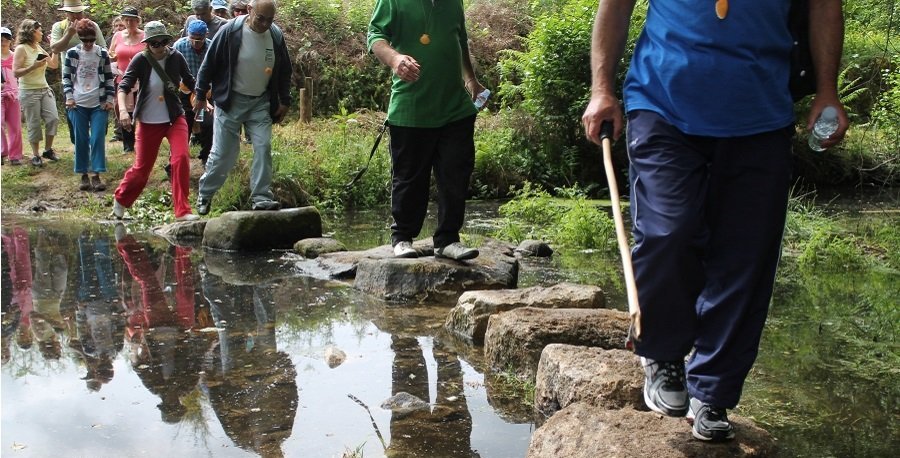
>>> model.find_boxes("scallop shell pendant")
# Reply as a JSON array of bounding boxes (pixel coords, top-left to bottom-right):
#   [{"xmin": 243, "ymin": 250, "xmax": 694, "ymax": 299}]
[
  {"xmin": 715, "ymin": 0, "xmax": 728, "ymax": 19},
  {"xmin": 420, "ymin": 34, "xmax": 431, "ymax": 45}
]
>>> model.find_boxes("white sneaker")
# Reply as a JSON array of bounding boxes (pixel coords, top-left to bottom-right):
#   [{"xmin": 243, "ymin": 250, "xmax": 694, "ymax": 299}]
[
  {"xmin": 176, "ymin": 213, "xmax": 200, "ymax": 222},
  {"xmin": 393, "ymin": 241, "xmax": 418, "ymax": 258},
  {"xmin": 110, "ymin": 199, "xmax": 126, "ymax": 220}
]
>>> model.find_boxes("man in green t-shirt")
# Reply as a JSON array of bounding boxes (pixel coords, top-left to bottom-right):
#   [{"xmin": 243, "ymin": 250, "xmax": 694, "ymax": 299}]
[{"xmin": 368, "ymin": 0, "xmax": 486, "ymax": 261}]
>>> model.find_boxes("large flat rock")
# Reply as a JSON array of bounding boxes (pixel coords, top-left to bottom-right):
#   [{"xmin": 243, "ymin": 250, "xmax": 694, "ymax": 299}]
[
  {"xmin": 202, "ymin": 207, "xmax": 322, "ymax": 251},
  {"xmin": 445, "ymin": 283, "xmax": 605, "ymax": 344},
  {"xmin": 351, "ymin": 239, "xmax": 518, "ymax": 303},
  {"xmin": 534, "ymin": 344, "xmax": 644, "ymax": 419},
  {"xmin": 484, "ymin": 307, "xmax": 629, "ymax": 382},
  {"xmin": 527, "ymin": 403, "xmax": 777, "ymax": 458}
]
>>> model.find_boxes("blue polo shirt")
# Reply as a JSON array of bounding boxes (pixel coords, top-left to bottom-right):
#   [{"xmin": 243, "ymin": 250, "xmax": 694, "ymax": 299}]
[{"xmin": 624, "ymin": 0, "xmax": 795, "ymax": 137}]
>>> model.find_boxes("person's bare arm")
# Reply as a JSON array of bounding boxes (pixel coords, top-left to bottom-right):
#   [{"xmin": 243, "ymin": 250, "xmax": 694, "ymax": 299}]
[
  {"xmin": 371, "ymin": 39, "xmax": 420, "ymax": 82},
  {"xmin": 460, "ymin": 43, "xmax": 484, "ymax": 100},
  {"xmin": 13, "ymin": 46, "xmax": 47, "ymax": 78},
  {"xmin": 806, "ymin": 0, "xmax": 848, "ymax": 147},
  {"xmin": 582, "ymin": 0, "xmax": 638, "ymax": 144}
]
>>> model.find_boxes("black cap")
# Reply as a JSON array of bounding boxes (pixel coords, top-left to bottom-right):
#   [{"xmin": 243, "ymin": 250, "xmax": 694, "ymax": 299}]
[{"xmin": 120, "ymin": 6, "xmax": 140, "ymax": 17}]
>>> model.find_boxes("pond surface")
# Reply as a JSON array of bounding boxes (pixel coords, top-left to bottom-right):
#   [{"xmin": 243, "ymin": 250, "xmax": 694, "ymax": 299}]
[{"xmin": 1, "ymin": 197, "xmax": 897, "ymax": 457}]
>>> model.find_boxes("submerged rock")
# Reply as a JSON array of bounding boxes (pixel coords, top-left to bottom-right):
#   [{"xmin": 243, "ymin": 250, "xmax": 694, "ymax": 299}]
[
  {"xmin": 380, "ymin": 392, "xmax": 430, "ymax": 414},
  {"xmin": 202, "ymin": 206, "xmax": 322, "ymax": 251},
  {"xmin": 294, "ymin": 237, "xmax": 347, "ymax": 258},
  {"xmin": 153, "ymin": 220, "xmax": 207, "ymax": 245},
  {"xmin": 445, "ymin": 283, "xmax": 605, "ymax": 344},
  {"xmin": 324, "ymin": 345, "xmax": 347, "ymax": 368},
  {"xmin": 527, "ymin": 403, "xmax": 777, "ymax": 458},
  {"xmin": 515, "ymin": 239, "xmax": 553, "ymax": 257}
]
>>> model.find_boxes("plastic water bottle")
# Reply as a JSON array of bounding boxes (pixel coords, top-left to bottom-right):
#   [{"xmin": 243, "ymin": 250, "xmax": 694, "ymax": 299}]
[
  {"xmin": 808, "ymin": 106, "xmax": 839, "ymax": 152},
  {"xmin": 474, "ymin": 89, "xmax": 491, "ymax": 110}
]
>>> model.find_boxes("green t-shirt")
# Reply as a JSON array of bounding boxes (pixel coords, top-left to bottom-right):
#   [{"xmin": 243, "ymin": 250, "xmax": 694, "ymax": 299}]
[{"xmin": 367, "ymin": 0, "xmax": 477, "ymax": 128}]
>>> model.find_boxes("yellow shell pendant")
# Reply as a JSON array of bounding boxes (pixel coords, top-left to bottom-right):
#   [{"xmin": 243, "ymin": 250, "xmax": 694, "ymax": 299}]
[
  {"xmin": 420, "ymin": 34, "xmax": 431, "ymax": 45},
  {"xmin": 715, "ymin": 0, "xmax": 728, "ymax": 19}
]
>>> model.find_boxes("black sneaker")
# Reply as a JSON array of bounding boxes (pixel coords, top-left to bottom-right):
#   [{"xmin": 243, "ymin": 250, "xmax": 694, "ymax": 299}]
[
  {"xmin": 91, "ymin": 175, "xmax": 106, "ymax": 191},
  {"xmin": 197, "ymin": 197, "xmax": 211, "ymax": 216},
  {"xmin": 687, "ymin": 398, "xmax": 735, "ymax": 442},
  {"xmin": 41, "ymin": 149, "xmax": 59, "ymax": 162},
  {"xmin": 641, "ymin": 357, "xmax": 689, "ymax": 417}
]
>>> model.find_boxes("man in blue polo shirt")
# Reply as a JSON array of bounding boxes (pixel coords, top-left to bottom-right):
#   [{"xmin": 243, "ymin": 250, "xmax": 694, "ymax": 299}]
[{"xmin": 582, "ymin": 0, "xmax": 848, "ymax": 442}]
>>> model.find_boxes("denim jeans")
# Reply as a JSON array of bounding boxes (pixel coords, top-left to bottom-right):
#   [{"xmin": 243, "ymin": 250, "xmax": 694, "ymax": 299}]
[
  {"xmin": 68, "ymin": 105, "xmax": 109, "ymax": 173},
  {"xmin": 198, "ymin": 93, "xmax": 274, "ymax": 204}
]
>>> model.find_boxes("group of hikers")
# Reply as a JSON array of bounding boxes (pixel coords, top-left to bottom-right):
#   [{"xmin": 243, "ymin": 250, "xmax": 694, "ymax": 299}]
[{"xmin": 1, "ymin": 0, "xmax": 849, "ymax": 445}]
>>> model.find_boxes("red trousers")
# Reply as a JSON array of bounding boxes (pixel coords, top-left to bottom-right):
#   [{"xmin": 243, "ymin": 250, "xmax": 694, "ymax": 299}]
[{"xmin": 114, "ymin": 117, "xmax": 192, "ymax": 218}]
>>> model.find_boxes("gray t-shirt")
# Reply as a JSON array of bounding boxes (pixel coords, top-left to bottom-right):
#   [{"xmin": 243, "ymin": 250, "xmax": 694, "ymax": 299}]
[{"xmin": 231, "ymin": 23, "xmax": 273, "ymax": 97}]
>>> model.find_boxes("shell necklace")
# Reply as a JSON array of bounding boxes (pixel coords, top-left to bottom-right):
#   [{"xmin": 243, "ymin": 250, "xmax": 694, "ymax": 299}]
[{"xmin": 419, "ymin": 0, "xmax": 435, "ymax": 45}]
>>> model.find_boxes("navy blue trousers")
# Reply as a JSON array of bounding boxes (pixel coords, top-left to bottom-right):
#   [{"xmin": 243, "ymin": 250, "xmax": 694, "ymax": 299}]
[
  {"xmin": 627, "ymin": 110, "xmax": 793, "ymax": 409},
  {"xmin": 388, "ymin": 115, "xmax": 476, "ymax": 248}
]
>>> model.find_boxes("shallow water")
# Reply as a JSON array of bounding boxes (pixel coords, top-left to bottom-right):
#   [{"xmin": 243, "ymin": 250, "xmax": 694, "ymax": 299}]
[{"xmin": 2, "ymin": 196, "xmax": 897, "ymax": 457}]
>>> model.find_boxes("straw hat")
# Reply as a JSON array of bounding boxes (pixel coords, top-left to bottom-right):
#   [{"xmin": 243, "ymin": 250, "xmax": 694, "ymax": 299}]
[
  {"xmin": 58, "ymin": 0, "xmax": 88, "ymax": 13},
  {"xmin": 141, "ymin": 21, "xmax": 172, "ymax": 43}
]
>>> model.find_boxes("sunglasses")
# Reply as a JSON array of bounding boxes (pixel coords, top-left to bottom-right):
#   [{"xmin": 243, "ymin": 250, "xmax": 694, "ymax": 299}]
[
  {"xmin": 148, "ymin": 40, "xmax": 169, "ymax": 48},
  {"xmin": 80, "ymin": 37, "xmax": 96, "ymax": 43}
]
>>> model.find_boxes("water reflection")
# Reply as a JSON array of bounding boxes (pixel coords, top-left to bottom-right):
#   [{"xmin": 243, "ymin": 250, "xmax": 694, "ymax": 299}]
[
  {"xmin": 200, "ymin": 264, "xmax": 298, "ymax": 458},
  {"xmin": 2, "ymin": 218, "xmax": 531, "ymax": 457}
]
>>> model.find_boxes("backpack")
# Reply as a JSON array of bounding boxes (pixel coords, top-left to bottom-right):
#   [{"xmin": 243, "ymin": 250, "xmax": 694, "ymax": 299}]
[{"xmin": 788, "ymin": 0, "xmax": 816, "ymax": 101}]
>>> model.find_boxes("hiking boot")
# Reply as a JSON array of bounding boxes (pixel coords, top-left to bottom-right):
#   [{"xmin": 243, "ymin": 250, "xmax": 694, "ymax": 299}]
[
  {"xmin": 687, "ymin": 398, "xmax": 735, "ymax": 442},
  {"xmin": 251, "ymin": 200, "xmax": 281, "ymax": 211},
  {"xmin": 79, "ymin": 174, "xmax": 91, "ymax": 191},
  {"xmin": 110, "ymin": 199, "xmax": 126, "ymax": 220},
  {"xmin": 641, "ymin": 357, "xmax": 689, "ymax": 417},
  {"xmin": 197, "ymin": 197, "xmax": 211, "ymax": 216},
  {"xmin": 175, "ymin": 213, "xmax": 200, "ymax": 222},
  {"xmin": 393, "ymin": 241, "xmax": 418, "ymax": 258},
  {"xmin": 31, "ymin": 156, "xmax": 43, "ymax": 167},
  {"xmin": 435, "ymin": 242, "xmax": 479, "ymax": 261},
  {"xmin": 91, "ymin": 175, "xmax": 106, "ymax": 191},
  {"xmin": 41, "ymin": 149, "xmax": 59, "ymax": 162}
]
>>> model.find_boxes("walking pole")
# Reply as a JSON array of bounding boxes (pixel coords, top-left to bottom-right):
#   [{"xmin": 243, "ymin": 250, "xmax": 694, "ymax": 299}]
[{"xmin": 599, "ymin": 122, "xmax": 642, "ymax": 349}]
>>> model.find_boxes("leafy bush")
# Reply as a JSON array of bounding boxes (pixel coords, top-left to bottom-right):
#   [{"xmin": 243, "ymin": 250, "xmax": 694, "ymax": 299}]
[{"xmin": 493, "ymin": 182, "xmax": 616, "ymax": 251}]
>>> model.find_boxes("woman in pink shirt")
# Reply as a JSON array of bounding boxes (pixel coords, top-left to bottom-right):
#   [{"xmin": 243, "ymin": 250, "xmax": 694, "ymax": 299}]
[
  {"xmin": 1, "ymin": 26, "xmax": 23, "ymax": 165},
  {"xmin": 108, "ymin": 6, "xmax": 143, "ymax": 153}
]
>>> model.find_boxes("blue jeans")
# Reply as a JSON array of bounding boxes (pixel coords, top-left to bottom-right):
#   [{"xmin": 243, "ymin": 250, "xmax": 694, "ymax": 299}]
[
  {"xmin": 68, "ymin": 105, "xmax": 108, "ymax": 173},
  {"xmin": 198, "ymin": 93, "xmax": 274, "ymax": 203}
]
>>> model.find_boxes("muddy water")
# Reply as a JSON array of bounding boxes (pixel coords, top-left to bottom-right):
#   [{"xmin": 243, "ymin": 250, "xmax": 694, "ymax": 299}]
[{"xmin": 2, "ymin": 197, "xmax": 897, "ymax": 457}]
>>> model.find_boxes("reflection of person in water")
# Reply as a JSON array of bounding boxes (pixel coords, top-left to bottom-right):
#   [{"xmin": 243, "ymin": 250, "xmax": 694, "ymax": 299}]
[
  {"xmin": 2, "ymin": 225, "xmax": 34, "ymax": 362},
  {"xmin": 30, "ymin": 228, "xmax": 70, "ymax": 360},
  {"xmin": 387, "ymin": 335, "xmax": 476, "ymax": 458},
  {"xmin": 72, "ymin": 230, "xmax": 123, "ymax": 391},
  {"xmin": 117, "ymin": 230, "xmax": 200, "ymax": 423},
  {"xmin": 200, "ymin": 264, "xmax": 297, "ymax": 458}
]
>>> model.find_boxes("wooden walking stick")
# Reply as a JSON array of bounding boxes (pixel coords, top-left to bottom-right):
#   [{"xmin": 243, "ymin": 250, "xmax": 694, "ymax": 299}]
[{"xmin": 599, "ymin": 122, "xmax": 642, "ymax": 349}]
